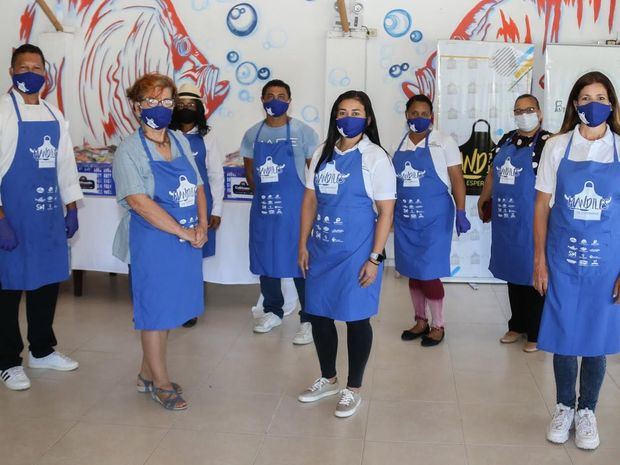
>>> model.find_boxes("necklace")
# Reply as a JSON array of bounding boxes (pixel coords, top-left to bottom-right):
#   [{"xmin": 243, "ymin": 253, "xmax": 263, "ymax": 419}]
[{"xmin": 144, "ymin": 132, "xmax": 170, "ymax": 147}]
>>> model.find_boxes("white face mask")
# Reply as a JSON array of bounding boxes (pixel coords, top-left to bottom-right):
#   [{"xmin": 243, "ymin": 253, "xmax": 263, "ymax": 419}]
[{"xmin": 514, "ymin": 112, "xmax": 540, "ymax": 132}]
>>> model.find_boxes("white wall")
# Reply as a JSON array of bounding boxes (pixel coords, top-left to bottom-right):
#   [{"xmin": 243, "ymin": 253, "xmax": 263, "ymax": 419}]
[{"xmin": 1, "ymin": 0, "xmax": 618, "ymax": 155}]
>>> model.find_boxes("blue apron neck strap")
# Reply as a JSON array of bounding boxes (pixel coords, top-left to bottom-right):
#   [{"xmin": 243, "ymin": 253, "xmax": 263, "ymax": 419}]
[
  {"xmin": 9, "ymin": 91, "xmax": 58, "ymax": 123},
  {"xmin": 168, "ymin": 131, "xmax": 185, "ymax": 155},
  {"xmin": 254, "ymin": 119, "xmax": 291, "ymax": 144},
  {"xmin": 254, "ymin": 121, "xmax": 266, "ymax": 144},
  {"xmin": 562, "ymin": 134, "xmax": 574, "ymax": 160},
  {"xmin": 138, "ymin": 128, "xmax": 156, "ymax": 162},
  {"xmin": 424, "ymin": 131, "xmax": 431, "ymax": 148},
  {"xmin": 396, "ymin": 132, "xmax": 409, "ymax": 152},
  {"xmin": 612, "ymin": 131, "xmax": 620, "ymax": 164},
  {"xmin": 398, "ymin": 130, "xmax": 431, "ymax": 152}
]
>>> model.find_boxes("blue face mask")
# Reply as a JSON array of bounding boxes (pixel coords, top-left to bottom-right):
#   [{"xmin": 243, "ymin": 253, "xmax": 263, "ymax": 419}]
[
  {"xmin": 577, "ymin": 102, "xmax": 612, "ymax": 127},
  {"xmin": 336, "ymin": 116, "xmax": 367, "ymax": 138},
  {"xmin": 263, "ymin": 99, "xmax": 289, "ymax": 117},
  {"xmin": 140, "ymin": 106, "xmax": 173, "ymax": 130},
  {"xmin": 407, "ymin": 117, "xmax": 432, "ymax": 133},
  {"xmin": 12, "ymin": 71, "xmax": 45, "ymax": 94}
]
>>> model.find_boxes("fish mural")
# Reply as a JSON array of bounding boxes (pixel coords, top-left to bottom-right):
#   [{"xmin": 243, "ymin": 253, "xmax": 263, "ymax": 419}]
[
  {"xmin": 402, "ymin": 0, "xmax": 618, "ymax": 100},
  {"xmin": 19, "ymin": 0, "xmax": 230, "ymax": 145}
]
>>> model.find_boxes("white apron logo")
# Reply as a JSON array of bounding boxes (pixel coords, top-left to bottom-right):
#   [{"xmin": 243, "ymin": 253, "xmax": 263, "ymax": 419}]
[
  {"xmin": 564, "ymin": 181, "xmax": 611, "ymax": 221},
  {"xmin": 496, "ymin": 157, "xmax": 522, "ymax": 185},
  {"xmin": 398, "ymin": 161, "xmax": 425, "ymax": 187},
  {"xmin": 257, "ymin": 156, "xmax": 285, "ymax": 183},
  {"xmin": 315, "ymin": 161, "xmax": 350, "ymax": 195},
  {"xmin": 169, "ymin": 175, "xmax": 197, "ymax": 208},
  {"xmin": 30, "ymin": 135, "xmax": 57, "ymax": 168}
]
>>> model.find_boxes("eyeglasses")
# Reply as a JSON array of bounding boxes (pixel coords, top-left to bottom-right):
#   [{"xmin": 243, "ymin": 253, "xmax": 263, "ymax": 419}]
[
  {"xmin": 140, "ymin": 97, "xmax": 175, "ymax": 109},
  {"xmin": 175, "ymin": 101, "xmax": 198, "ymax": 110},
  {"xmin": 513, "ymin": 107, "xmax": 537, "ymax": 116}
]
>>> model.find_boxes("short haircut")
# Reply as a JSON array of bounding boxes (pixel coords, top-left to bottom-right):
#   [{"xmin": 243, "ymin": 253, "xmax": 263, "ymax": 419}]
[
  {"xmin": 11, "ymin": 43, "xmax": 45, "ymax": 68},
  {"xmin": 405, "ymin": 94, "xmax": 433, "ymax": 113},
  {"xmin": 515, "ymin": 93, "xmax": 540, "ymax": 109},
  {"xmin": 261, "ymin": 79, "xmax": 291, "ymax": 99},
  {"xmin": 126, "ymin": 73, "xmax": 177, "ymax": 102}
]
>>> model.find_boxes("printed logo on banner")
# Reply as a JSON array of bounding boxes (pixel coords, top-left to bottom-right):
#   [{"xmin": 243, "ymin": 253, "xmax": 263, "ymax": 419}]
[
  {"xmin": 257, "ymin": 156, "xmax": 285, "ymax": 183},
  {"xmin": 169, "ymin": 175, "xmax": 197, "ymax": 208},
  {"xmin": 398, "ymin": 161, "xmax": 425, "ymax": 187},
  {"xmin": 315, "ymin": 161, "xmax": 350, "ymax": 195},
  {"xmin": 565, "ymin": 181, "xmax": 611, "ymax": 221},
  {"xmin": 30, "ymin": 135, "xmax": 57, "ymax": 168},
  {"xmin": 496, "ymin": 157, "xmax": 522, "ymax": 185}
]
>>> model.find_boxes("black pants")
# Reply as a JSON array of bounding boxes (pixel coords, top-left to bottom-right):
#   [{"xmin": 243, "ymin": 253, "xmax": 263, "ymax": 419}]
[
  {"xmin": 507, "ymin": 282, "xmax": 544, "ymax": 342},
  {"xmin": 260, "ymin": 276, "xmax": 308, "ymax": 322},
  {"xmin": 309, "ymin": 314, "xmax": 372, "ymax": 389},
  {"xmin": 0, "ymin": 282, "xmax": 59, "ymax": 370}
]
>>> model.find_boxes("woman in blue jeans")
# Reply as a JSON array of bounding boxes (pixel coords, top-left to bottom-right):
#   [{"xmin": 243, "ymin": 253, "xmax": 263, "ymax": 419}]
[{"xmin": 534, "ymin": 71, "xmax": 620, "ymax": 450}]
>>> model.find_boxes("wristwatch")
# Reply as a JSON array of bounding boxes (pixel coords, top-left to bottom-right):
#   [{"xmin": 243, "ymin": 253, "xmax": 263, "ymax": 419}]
[{"xmin": 369, "ymin": 252, "xmax": 385, "ymax": 263}]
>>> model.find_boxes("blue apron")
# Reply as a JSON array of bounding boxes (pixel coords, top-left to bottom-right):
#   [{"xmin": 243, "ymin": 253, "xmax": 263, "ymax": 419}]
[
  {"xmin": 306, "ymin": 148, "xmax": 383, "ymax": 321},
  {"xmin": 0, "ymin": 92, "xmax": 68, "ymax": 290},
  {"xmin": 183, "ymin": 131, "xmax": 216, "ymax": 257},
  {"xmin": 393, "ymin": 132, "xmax": 454, "ymax": 280},
  {"xmin": 129, "ymin": 129, "xmax": 204, "ymax": 330},
  {"xmin": 489, "ymin": 132, "xmax": 540, "ymax": 285},
  {"xmin": 538, "ymin": 134, "xmax": 620, "ymax": 356},
  {"xmin": 249, "ymin": 121, "xmax": 304, "ymax": 278}
]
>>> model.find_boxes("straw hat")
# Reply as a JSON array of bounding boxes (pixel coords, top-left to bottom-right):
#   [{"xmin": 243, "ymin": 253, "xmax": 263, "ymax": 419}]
[{"xmin": 177, "ymin": 82, "xmax": 201, "ymax": 99}]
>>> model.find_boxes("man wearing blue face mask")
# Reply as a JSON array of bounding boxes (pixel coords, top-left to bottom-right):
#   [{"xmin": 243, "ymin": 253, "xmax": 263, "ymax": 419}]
[
  {"xmin": 241, "ymin": 79, "xmax": 319, "ymax": 343},
  {"xmin": 0, "ymin": 44, "xmax": 83, "ymax": 391}
]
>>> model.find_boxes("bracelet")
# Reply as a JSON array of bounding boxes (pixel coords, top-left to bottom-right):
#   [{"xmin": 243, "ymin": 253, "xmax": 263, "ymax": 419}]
[{"xmin": 368, "ymin": 259, "xmax": 380, "ymax": 266}]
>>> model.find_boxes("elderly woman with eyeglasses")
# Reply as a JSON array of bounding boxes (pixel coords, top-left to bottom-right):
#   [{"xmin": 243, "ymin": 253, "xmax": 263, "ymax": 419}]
[{"xmin": 112, "ymin": 73, "xmax": 208, "ymax": 410}]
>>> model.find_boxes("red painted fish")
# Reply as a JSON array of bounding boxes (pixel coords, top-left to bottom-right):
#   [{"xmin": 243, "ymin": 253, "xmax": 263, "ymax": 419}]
[{"xmin": 19, "ymin": 0, "xmax": 230, "ymax": 145}]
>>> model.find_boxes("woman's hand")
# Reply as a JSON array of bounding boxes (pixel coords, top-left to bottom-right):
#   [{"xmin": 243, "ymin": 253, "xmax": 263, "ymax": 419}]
[
  {"xmin": 613, "ymin": 277, "xmax": 620, "ymax": 304},
  {"xmin": 209, "ymin": 215, "xmax": 222, "ymax": 230},
  {"xmin": 191, "ymin": 224, "xmax": 208, "ymax": 248},
  {"xmin": 359, "ymin": 260, "xmax": 379, "ymax": 288},
  {"xmin": 178, "ymin": 227, "xmax": 197, "ymax": 243},
  {"xmin": 298, "ymin": 245, "xmax": 309, "ymax": 278},
  {"xmin": 533, "ymin": 258, "xmax": 548, "ymax": 296}
]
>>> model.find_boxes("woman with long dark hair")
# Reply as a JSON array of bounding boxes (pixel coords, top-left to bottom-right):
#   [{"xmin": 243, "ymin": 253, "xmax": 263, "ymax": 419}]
[
  {"xmin": 534, "ymin": 71, "xmax": 620, "ymax": 449},
  {"xmin": 169, "ymin": 83, "xmax": 224, "ymax": 328},
  {"xmin": 297, "ymin": 91, "xmax": 395, "ymax": 418}
]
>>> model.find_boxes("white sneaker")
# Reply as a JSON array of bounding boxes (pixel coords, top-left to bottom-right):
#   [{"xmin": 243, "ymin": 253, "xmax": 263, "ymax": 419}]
[
  {"xmin": 547, "ymin": 403, "xmax": 574, "ymax": 444},
  {"xmin": 251, "ymin": 305, "xmax": 264, "ymax": 319},
  {"xmin": 575, "ymin": 408, "xmax": 600, "ymax": 450},
  {"xmin": 0, "ymin": 366, "xmax": 31, "ymax": 391},
  {"xmin": 335, "ymin": 388, "xmax": 362, "ymax": 418},
  {"xmin": 298, "ymin": 377, "xmax": 340, "ymax": 403},
  {"xmin": 283, "ymin": 301, "xmax": 299, "ymax": 317},
  {"xmin": 253, "ymin": 313, "xmax": 282, "ymax": 333},
  {"xmin": 293, "ymin": 322, "xmax": 313, "ymax": 345},
  {"xmin": 28, "ymin": 351, "xmax": 79, "ymax": 371}
]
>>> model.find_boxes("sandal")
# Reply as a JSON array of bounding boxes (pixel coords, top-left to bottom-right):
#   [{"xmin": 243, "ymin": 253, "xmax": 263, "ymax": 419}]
[
  {"xmin": 137, "ymin": 374, "xmax": 183, "ymax": 394},
  {"xmin": 151, "ymin": 387, "xmax": 188, "ymax": 411}
]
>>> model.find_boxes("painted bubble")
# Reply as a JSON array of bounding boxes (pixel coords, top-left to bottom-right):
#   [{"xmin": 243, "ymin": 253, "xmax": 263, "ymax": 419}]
[
  {"xmin": 393, "ymin": 101, "xmax": 406, "ymax": 114},
  {"xmin": 383, "ymin": 9, "xmax": 412, "ymax": 38},
  {"xmin": 226, "ymin": 50, "xmax": 240, "ymax": 63},
  {"xmin": 410, "ymin": 30, "xmax": 423, "ymax": 42},
  {"xmin": 235, "ymin": 61, "xmax": 258, "ymax": 85},
  {"xmin": 389, "ymin": 64, "xmax": 402, "ymax": 78},
  {"xmin": 257, "ymin": 67, "xmax": 271, "ymax": 80},
  {"xmin": 263, "ymin": 28, "xmax": 288, "ymax": 49},
  {"xmin": 328, "ymin": 68, "xmax": 351, "ymax": 87},
  {"xmin": 191, "ymin": 0, "xmax": 209, "ymax": 11},
  {"xmin": 301, "ymin": 105, "xmax": 320, "ymax": 123},
  {"xmin": 400, "ymin": 63, "xmax": 410, "ymax": 71},
  {"xmin": 226, "ymin": 3, "xmax": 258, "ymax": 37},
  {"xmin": 238, "ymin": 89, "xmax": 253, "ymax": 102}
]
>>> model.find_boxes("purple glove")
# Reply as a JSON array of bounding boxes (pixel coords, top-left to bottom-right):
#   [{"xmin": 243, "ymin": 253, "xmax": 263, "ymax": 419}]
[
  {"xmin": 0, "ymin": 217, "xmax": 18, "ymax": 251},
  {"xmin": 65, "ymin": 208, "xmax": 79, "ymax": 238},
  {"xmin": 456, "ymin": 209, "xmax": 471, "ymax": 236}
]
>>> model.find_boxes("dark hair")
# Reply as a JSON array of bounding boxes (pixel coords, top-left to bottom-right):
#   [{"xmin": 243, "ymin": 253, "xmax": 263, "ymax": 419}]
[
  {"xmin": 11, "ymin": 43, "xmax": 45, "ymax": 68},
  {"xmin": 261, "ymin": 79, "xmax": 291, "ymax": 99},
  {"xmin": 169, "ymin": 98, "xmax": 210, "ymax": 136},
  {"xmin": 515, "ymin": 93, "xmax": 540, "ymax": 109},
  {"xmin": 405, "ymin": 94, "xmax": 433, "ymax": 113},
  {"xmin": 559, "ymin": 71, "xmax": 620, "ymax": 134},
  {"xmin": 315, "ymin": 90, "xmax": 385, "ymax": 173}
]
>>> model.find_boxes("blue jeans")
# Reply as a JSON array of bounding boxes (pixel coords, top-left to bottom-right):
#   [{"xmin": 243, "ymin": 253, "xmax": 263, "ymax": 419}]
[
  {"xmin": 553, "ymin": 354, "xmax": 606, "ymax": 411},
  {"xmin": 260, "ymin": 276, "xmax": 308, "ymax": 322}
]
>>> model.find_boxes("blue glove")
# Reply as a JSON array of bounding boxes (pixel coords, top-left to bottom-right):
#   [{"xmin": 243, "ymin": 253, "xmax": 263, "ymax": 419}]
[
  {"xmin": 0, "ymin": 217, "xmax": 18, "ymax": 251},
  {"xmin": 456, "ymin": 209, "xmax": 471, "ymax": 236},
  {"xmin": 65, "ymin": 208, "xmax": 79, "ymax": 238}
]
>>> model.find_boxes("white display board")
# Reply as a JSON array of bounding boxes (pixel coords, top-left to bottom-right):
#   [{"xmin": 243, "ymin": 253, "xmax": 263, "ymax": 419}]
[
  {"xmin": 544, "ymin": 44, "xmax": 620, "ymax": 133},
  {"xmin": 436, "ymin": 40, "xmax": 534, "ymax": 282}
]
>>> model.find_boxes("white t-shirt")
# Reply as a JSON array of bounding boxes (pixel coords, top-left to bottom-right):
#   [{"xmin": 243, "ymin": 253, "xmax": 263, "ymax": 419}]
[
  {"xmin": 393, "ymin": 130, "xmax": 462, "ymax": 190},
  {"xmin": 535, "ymin": 125, "xmax": 620, "ymax": 207},
  {"xmin": 186, "ymin": 127, "xmax": 225, "ymax": 216},
  {"xmin": 0, "ymin": 91, "xmax": 82, "ymax": 206},
  {"xmin": 306, "ymin": 135, "xmax": 396, "ymax": 201}
]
